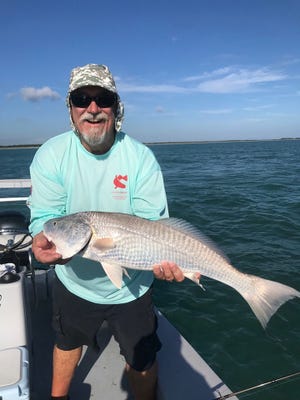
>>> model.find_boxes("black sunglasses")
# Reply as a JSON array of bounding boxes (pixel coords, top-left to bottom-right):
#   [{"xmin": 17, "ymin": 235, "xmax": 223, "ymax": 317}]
[{"xmin": 70, "ymin": 91, "xmax": 116, "ymax": 108}]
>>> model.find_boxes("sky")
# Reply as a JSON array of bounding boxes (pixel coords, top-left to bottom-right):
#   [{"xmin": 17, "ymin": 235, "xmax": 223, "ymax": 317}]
[{"xmin": 0, "ymin": 0, "xmax": 299, "ymax": 145}]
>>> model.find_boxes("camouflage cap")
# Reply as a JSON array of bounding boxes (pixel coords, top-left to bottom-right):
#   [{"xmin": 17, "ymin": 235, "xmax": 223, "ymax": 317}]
[
  {"xmin": 67, "ymin": 63, "xmax": 124, "ymax": 132},
  {"xmin": 69, "ymin": 64, "xmax": 118, "ymax": 93}
]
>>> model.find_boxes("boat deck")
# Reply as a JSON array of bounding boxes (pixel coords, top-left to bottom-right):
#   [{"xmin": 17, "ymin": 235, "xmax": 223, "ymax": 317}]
[{"xmin": 25, "ymin": 269, "xmax": 237, "ymax": 400}]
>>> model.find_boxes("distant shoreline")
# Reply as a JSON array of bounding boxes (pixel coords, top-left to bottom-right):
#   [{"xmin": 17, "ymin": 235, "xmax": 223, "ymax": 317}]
[
  {"xmin": 0, "ymin": 144, "xmax": 40, "ymax": 149},
  {"xmin": 0, "ymin": 137, "xmax": 299, "ymax": 149},
  {"xmin": 147, "ymin": 137, "xmax": 300, "ymax": 145}
]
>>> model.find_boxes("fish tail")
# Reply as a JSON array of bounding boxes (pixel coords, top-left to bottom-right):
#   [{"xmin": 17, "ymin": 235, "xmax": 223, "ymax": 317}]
[{"xmin": 237, "ymin": 275, "xmax": 300, "ymax": 329}]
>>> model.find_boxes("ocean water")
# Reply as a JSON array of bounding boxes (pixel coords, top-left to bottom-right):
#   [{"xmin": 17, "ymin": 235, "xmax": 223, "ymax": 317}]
[{"xmin": 1, "ymin": 140, "xmax": 300, "ymax": 399}]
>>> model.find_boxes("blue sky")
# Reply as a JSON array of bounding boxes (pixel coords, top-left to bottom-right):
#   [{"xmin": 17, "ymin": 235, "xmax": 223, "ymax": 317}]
[{"xmin": 1, "ymin": 0, "xmax": 299, "ymax": 145}]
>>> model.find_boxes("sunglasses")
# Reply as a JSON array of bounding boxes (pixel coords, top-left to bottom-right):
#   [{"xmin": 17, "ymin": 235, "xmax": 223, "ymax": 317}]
[{"xmin": 70, "ymin": 91, "xmax": 116, "ymax": 108}]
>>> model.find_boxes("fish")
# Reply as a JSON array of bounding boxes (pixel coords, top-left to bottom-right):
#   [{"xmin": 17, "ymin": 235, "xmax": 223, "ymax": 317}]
[{"xmin": 43, "ymin": 211, "xmax": 300, "ymax": 329}]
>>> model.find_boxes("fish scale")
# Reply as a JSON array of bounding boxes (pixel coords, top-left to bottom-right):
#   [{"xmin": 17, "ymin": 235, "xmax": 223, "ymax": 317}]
[{"xmin": 88, "ymin": 212, "xmax": 228, "ymax": 275}]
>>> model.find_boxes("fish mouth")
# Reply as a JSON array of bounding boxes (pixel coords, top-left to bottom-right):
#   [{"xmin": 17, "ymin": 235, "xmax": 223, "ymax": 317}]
[{"xmin": 44, "ymin": 231, "xmax": 53, "ymax": 242}]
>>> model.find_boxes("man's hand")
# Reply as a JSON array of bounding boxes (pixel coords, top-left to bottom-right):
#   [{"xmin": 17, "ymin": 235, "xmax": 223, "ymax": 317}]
[
  {"xmin": 32, "ymin": 231, "xmax": 68, "ymax": 265},
  {"xmin": 153, "ymin": 261, "xmax": 185, "ymax": 282}
]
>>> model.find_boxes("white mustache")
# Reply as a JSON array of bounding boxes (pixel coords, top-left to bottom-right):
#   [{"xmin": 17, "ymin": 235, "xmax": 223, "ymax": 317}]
[{"xmin": 80, "ymin": 112, "xmax": 109, "ymax": 123}]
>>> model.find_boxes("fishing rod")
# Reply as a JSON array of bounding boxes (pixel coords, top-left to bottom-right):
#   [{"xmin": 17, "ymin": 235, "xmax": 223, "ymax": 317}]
[{"xmin": 214, "ymin": 370, "xmax": 300, "ymax": 399}]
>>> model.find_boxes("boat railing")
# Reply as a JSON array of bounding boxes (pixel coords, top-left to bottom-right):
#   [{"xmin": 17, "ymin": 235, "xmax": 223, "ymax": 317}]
[{"xmin": 0, "ymin": 178, "xmax": 31, "ymax": 202}]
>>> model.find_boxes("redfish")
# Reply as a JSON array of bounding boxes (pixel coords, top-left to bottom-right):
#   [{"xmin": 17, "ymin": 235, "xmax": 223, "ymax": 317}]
[{"xmin": 44, "ymin": 212, "xmax": 300, "ymax": 328}]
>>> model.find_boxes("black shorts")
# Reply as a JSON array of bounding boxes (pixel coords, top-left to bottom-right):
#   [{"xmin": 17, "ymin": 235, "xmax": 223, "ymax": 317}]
[{"xmin": 52, "ymin": 277, "xmax": 161, "ymax": 371}]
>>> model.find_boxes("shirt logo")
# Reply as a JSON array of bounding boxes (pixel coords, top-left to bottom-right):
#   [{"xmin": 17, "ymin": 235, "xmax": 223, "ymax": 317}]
[
  {"xmin": 112, "ymin": 174, "xmax": 128, "ymax": 200},
  {"xmin": 113, "ymin": 175, "xmax": 128, "ymax": 189}
]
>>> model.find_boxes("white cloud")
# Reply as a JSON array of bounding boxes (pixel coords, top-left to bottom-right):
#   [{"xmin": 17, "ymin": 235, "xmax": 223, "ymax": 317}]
[
  {"xmin": 117, "ymin": 66, "xmax": 287, "ymax": 95},
  {"xmin": 184, "ymin": 66, "xmax": 235, "ymax": 82},
  {"xmin": 243, "ymin": 104, "xmax": 274, "ymax": 111},
  {"xmin": 20, "ymin": 86, "xmax": 60, "ymax": 101},
  {"xmin": 118, "ymin": 83, "xmax": 187, "ymax": 93},
  {"xmin": 196, "ymin": 68, "xmax": 286, "ymax": 94},
  {"xmin": 199, "ymin": 108, "xmax": 233, "ymax": 114},
  {"xmin": 280, "ymin": 56, "xmax": 300, "ymax": 66}
]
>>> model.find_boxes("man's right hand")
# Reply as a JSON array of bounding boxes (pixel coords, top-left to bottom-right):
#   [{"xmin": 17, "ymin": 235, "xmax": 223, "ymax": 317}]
[{"xmin": 32, "ymin": 231, "xmax": 69, "ymax": 264}]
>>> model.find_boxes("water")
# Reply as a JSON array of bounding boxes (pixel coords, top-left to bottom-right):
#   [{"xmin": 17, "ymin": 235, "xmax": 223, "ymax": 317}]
[
  {"xmin": 0, "ymin": 147, "xmax": 35, "ymax": 216},
  {"xmin": 1, "ymin": 141, "xmax": 300, "ymax": 399}
]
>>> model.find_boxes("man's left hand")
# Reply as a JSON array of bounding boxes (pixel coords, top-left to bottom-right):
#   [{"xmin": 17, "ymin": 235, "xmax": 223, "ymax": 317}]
[{"xmin": 153, "ymin": 261, "xmax": 185, "ymax": 282}]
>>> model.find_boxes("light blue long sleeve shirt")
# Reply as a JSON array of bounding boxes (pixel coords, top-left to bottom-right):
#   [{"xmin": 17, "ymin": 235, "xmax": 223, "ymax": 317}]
[{"xmin": 29, "ymin": 131, "xmax": 169, "ymax": 304}]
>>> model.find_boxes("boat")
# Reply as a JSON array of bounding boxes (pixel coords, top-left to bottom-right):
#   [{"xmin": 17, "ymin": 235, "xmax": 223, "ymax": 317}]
[{"xmin": 0, "ymin": 178, "xmax": 238, "ymax": 400}]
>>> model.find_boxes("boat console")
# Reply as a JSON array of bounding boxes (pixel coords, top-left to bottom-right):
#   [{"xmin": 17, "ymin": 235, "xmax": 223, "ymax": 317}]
[{"xmin": 0, "ymin": 211, "xmax": 32, "ymax": 400}]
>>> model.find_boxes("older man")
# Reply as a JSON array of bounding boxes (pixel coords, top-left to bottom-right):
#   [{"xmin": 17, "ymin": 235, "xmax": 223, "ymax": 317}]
[{"xmin": 30, "ymin": 64, "xmax": 184, "ymax": 400}]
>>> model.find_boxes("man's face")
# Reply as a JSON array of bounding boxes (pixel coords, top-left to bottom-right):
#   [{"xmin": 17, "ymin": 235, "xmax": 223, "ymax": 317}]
[{"xmin": 70, "ymin": 86, "xmax": 117, "ymax": 154}]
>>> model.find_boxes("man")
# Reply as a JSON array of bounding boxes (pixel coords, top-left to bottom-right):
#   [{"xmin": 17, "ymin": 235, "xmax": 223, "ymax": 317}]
[{"xmin": 30, "ymin": 63, "xmax": 184, "ymax": 400}]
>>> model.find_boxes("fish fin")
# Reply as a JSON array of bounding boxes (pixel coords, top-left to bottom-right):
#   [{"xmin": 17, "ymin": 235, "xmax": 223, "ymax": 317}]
[
  {"xmin": 236, "ymin": 275, "xmax": 300, "ymax": 329},
  {"xmin": 122, "ymin": 268, "xmax": 131, "ymax": 279},
  {"xmin": 101, "ymin": 261, "xmax": 123, "ymax": 289},
  {"xmin": 184, "ymin": 272, "xmax": 205, "ymax": 290},
  {"xmin": 91, "ymin": 237, "xmax": 115, "ymax": 251},
  {"xmin": 158, "ymin": 218, "xmax": 230, "ymax": 262}
]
